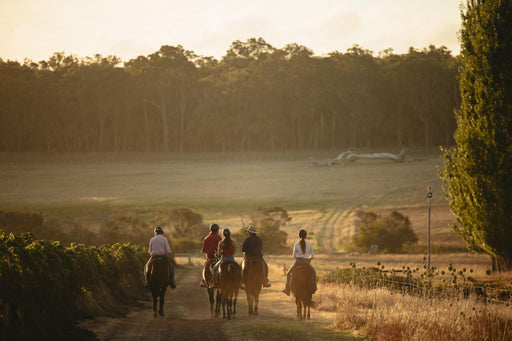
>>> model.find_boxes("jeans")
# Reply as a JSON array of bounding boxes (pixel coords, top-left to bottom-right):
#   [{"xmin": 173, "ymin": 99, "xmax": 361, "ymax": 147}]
[{"xmin": 212, "ymin": 256, "xmax": 235, "ymax": 279}]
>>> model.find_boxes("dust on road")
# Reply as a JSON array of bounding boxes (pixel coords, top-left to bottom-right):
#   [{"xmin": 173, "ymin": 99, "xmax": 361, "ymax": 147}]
[{"xmin": 80, "ymin": 263, "xmax": 357, "ymax": 341}]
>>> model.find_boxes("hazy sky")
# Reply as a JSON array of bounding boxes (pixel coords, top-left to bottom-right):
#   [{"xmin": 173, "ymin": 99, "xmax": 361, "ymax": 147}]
[{"xmin": 0, "ymin": 0, "xmax": 463, "ymax": 62}]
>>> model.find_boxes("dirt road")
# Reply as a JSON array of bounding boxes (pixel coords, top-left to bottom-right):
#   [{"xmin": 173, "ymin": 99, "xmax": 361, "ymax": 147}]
[{"xmin": 80, "ymin": 264, "xmax": 357, "ymax": 341}]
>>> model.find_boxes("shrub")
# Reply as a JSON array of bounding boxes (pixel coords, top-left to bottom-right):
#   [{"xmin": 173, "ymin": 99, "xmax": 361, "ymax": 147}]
[
  {"xmin": 150, "ymin": 208, "xmax": 206, "ymax": 240},
  {"xmin": 0, "ymin": 229, "xmax": 146, "ymax": 337},
  {"xmin": 351, "ymin": 210, "xmax": 418, "ymax": 253},
  {"xmin": 172, "ymin": 238, "xmax": 201, "ymax": 253},
  {"xmin": 233, "ymin": 206, "xmax": 289, "ymax": 254}
]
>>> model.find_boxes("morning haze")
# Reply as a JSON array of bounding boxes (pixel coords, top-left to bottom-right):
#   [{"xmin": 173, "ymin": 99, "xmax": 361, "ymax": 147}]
[{"xmin": 2, "ymin": 0, "xmax": 511, "ymax": 340}]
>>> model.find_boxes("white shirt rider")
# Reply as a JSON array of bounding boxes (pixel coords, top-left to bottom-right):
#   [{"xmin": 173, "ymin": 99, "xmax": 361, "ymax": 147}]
[
  {"xmin": 292, "ymin": 240, "xmax": 314, "ymax": 260},
  {"xmin": 149, "ymin": 234, "xmax": 171, "ymax": 256}
]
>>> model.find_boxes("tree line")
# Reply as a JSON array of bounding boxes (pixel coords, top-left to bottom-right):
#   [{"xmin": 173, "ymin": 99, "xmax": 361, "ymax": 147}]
[{"xmin": 0, "ymin": 38, "xmax": 459, "ymax": 153}]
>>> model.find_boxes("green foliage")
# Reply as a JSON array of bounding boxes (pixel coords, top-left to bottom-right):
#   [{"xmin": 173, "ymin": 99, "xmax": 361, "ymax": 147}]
[
  {"xmin": 149, "ymin": 207, "xmax": 206, "ymax": 241},
  {"xmin": 0, "ymin": 229, "xmax": 146, "ymax": 332},
  {"xmin": 99, "ymin": 214, "xmax": 149, "ymax": 245},
  {"xmin": 172, "ymin": 238, "xmax": 201, "ymax": 253},
  {"xmin": 0, "ymin": 208, "xmax": 207, "ymax": 252},
  {"xmin": 439, "ymin": 0, "xmax": 512, "ymax": 270},
  {"xmin": 0, "ymin": 40, "xmax": 459, "ymax": 152},
  {"xmin": 351, "ymin": 210, "xmax": 418, "ymax": 253},
  {"xmin": 248, "ymin": 206, "xmax": 290, "ymax": 254}
]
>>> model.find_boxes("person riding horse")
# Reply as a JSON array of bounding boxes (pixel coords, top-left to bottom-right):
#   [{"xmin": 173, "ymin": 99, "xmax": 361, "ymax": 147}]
[
  {"xmin": 144, "ymin": 226, "xmax": 176, "ymax": 289},
  {"xmin": 200, "ymin": 223, "xmax": 222, "ymax": 288},
  {"xmin": 282, "ymin": 228, "xmax": 316, "ymax": 296},
  {"xmin": 212, "ymin": 228, "xmax": 238, "ymax": 285},
  {"xmin": 241, "ymin": 226, "xmax": 271, "ymax": 288}
]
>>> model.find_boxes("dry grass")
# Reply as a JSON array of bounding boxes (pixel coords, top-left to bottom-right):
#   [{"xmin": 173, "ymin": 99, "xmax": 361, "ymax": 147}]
[
  {"xmin": 0, "ymin": 149, "xmax": 443, "ymax": 210},
  {"xmin": 316, "ymin": 283, "xmax": 512, "ymax": 340}
]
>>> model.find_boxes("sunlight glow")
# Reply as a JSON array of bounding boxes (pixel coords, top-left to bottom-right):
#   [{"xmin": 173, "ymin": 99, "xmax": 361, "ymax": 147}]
[{"xmin": 0, "ymin": 0, "xmax": 462, "ymax": 62}]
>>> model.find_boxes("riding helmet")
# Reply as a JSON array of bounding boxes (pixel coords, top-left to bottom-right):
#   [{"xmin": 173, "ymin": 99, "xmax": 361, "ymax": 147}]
[
  {"xmin": 154, "ymin": 226, "xmax": 164, "ymax": 234},
  {"xmin": 223, "ymin": 228, "xmax": 231, "ymax": 237},
  {"xmin": 299, "ymin": 229, "xmax": 307, "ymax": 238},
  {"xmin": 210, "ymin": 223, "xmax": 220, "ymax": 233}
]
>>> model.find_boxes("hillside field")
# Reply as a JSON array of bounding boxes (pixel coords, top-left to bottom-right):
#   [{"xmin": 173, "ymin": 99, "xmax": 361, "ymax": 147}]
[{"xmin": 0, "ymin": 148, "xmax": 465, "ymax": 250}]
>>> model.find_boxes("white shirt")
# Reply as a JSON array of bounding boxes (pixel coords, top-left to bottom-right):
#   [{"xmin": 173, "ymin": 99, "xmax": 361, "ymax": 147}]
[
  {"xmin": 149, "ymin": 234, "xmax": 171, "ymax": 256},
  {"xmin": 292, "ymin": 240, "xmax": 314, "ymax": 259}
]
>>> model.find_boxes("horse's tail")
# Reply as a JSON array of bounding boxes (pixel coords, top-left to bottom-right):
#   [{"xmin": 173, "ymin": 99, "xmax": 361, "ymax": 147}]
[
  {"xmin": 290, "ymin": 264, "xmax": 315, "ymax": 303},
  {"xmin": 149, "ymin": 257, "xmax": 170, "ymax": 293},
  {"xmin": 220, "ymin": 262, "xmax": 242, "ymax": 292},
  {"xmin": 243, "ymin": 256, "xmax": 264, "ymax": 287}
]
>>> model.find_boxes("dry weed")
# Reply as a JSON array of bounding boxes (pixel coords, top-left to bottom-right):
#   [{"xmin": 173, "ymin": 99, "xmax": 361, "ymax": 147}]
[{"xmin": 316, "ymin": 283, "xmax": 512, "ymax": 340}]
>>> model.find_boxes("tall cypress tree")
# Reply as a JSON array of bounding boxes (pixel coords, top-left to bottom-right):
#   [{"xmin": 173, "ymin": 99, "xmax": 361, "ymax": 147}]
[{"xmin": 440, "ymin": 0, "xmax": 512, "ymax": 271}]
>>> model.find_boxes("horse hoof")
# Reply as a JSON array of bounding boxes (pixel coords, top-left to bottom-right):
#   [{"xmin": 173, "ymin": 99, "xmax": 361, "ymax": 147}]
[
  {"xmin": 153, "ymin": 311, "xmax": 157, "ymax": 318},
  {"xmin": 159, "ymin": 311, "xmax": 164, "ymax": 317}
]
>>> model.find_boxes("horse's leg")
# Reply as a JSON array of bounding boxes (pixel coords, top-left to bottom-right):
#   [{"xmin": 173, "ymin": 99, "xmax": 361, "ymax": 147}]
[
  {"xmin": 208, "ymin": 288, "xmax": 215, "ymax": 317},
  {"xmin": 226, "ymin": 295, "xmax": 232, "ymax": 320},
  {"xmin": 153, "ymin": 295, "xmax": 158, "ymax": 318},
  {"xmin": 254, "ymin": 291, "xmax": 259, "ymax": 316},
  {"xmin": 247, "ymin": 294, "xmax": 253, "ymax": 316},
  {"xmin": 215, "ymin": 290, "xmax": 221, "ymax": 318},
  {"xmin": 222, "ymin": 297, "xmax": 227, "ymax": 319},
  {"xmin": 306, "ymin": 303, "xmax": 310, "ymax": 320},
  {"xmin": 233, "ymin": 290, "xmax": 238, "ymax": 318},
  {"xmin": 159, "ymin": 290, "xmax": 165, "ymax": 317},
  {"xmin": 296, "ymin": 297, "xmax": 302, "ymax": 320}
]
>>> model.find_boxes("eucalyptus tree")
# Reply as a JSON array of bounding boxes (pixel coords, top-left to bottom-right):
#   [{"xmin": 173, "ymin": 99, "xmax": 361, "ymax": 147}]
[
  {"xmin": 126, "ymin": 45, "xmax": 198, "ymax": 152},
  {"xmin": 0, "ymin": 60, "xmax": 37, "ymax": 150},
  {"xmin": 327, "ymin": 45, "xmax": 383, "ymax": 148},
  {"xmin": 280, "ymin": 43, "xmax": 316, "ymax": 149},
  {"xmin": 440, "ymin": 0, "xmax": 512, "ymax": 271},
  {"xmin": 399, "ymin": 46, "xmax": 458, "ymax": 148},
  {"xmin": 219, "ymin": 38, "xmax": 277, "ymax": 150},
  {"xmin": 76, "ymin": 54, "xmax": 127, "ymax": 151}
]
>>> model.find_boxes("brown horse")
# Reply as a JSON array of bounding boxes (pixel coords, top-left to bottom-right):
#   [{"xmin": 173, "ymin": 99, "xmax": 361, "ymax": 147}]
[
  {"xmin": 242, "ymin": 256, "xmax": 264, "ymax": 316},
  {"xmin": 203, "ymin": 258, "xmax": 218, "ymax": 316},
  {"xmin": 290, "ymin": 264, "xmax": 315, "ymax": 320},
  {"xmin": 215, "ymin": 261, "xmax": 242, "ymax": 320},
  {"xmin": 147, "ymin": 257, "xmax": 170, "ymax": 317}
]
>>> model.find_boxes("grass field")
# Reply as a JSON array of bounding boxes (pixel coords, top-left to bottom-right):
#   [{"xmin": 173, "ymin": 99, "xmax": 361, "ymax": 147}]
[
  {"xmin": 3, "ymin": 150, "xmax": 509, "ymax": 340},
  {"xmin": 0, "ymin": 149, "xmax": 463, "ymax": 249},
  {"xmin": 0, "ymin": 149, "xmax": 444, "ymax": 208}
]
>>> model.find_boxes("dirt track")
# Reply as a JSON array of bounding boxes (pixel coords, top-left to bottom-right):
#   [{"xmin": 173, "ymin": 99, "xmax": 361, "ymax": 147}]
[
  {"xmin": 81, "ymin": 265, "xmax": 229, "ymax": 341},
  {"xmin": 80, "ymin": 264, "xmax": 356, "ymax": 341}
]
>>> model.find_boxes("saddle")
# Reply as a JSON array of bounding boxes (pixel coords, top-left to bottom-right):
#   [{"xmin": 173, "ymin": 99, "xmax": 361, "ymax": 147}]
[
  {"xmin": 216, "ymin": 260, "xmax": 242, "ymax": 285},
  {"xmin": 146, "ymin": 256, "xmax": 170, "ymax": 285},
  {"xmin": 291, "ymin": 263, "xmax": 316, "ymax": 288}
]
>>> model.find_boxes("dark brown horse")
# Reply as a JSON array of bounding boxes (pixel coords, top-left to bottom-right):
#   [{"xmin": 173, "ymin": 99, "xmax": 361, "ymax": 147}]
[
  {"xmin": 215, "ymin": 261, "xmax": 241, "ymax": 319},
  {"xmin": 290, "ymin": 264, "xmax": 315, "ymax": 320},
  {"xmin": 147, "ymin": 257, "xmax": 170, "ymax": 317},
  {"xmin": 203, "ymin": 258, "xmax": 218, "ymax": 316},
  {"xmin": 242, "ymin": 256, "xmax": 264, "ymax": 316}
]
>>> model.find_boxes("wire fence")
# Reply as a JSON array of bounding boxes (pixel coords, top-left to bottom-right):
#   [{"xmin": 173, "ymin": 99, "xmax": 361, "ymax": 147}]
[{"xmin": 322, "ymin": 264, "xmax": 512, "ymax": 307}]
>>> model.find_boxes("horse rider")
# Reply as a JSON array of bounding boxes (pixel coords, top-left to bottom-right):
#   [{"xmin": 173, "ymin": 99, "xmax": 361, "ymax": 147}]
[
  {"xmin": 241, "ymin": 225, "xmax": 271, "ymax": 287},
  {"xmin": 145, "ymin": 226, "xmax": 176, "ymax": 289},
  {"xmin": 200, "ymin": 223, "xmax": 222, "ymax": 288},
  {"xmin": 212, "ymin": 228, "xmax": 237, "ymax": 286},
  {"xmin": 282, "ymin": 228, "xmax": 316, "ymax": 296}
]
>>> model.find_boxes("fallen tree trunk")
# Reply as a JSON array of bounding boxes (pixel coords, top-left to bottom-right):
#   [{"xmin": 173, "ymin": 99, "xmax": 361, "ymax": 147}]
[{"xmin": 311, "ymin": 149, "xmax": 405, "ymax": 166}]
